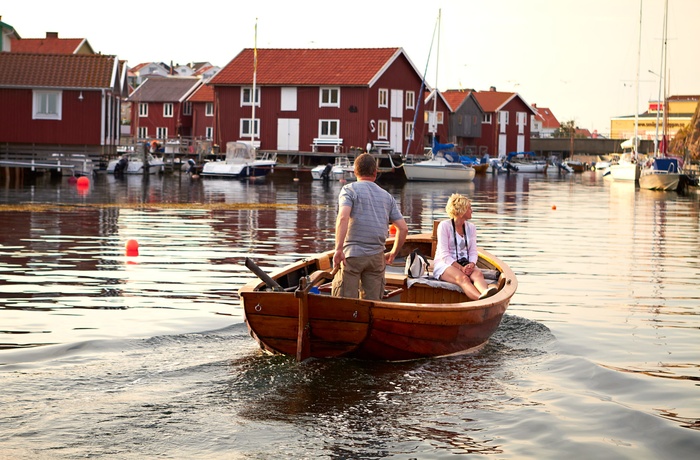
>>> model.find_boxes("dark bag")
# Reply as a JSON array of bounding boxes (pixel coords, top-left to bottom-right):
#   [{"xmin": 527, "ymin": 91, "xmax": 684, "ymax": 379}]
[{"xmin": 405, "ymin": 248, "xmax": 429, "ymax": 278}]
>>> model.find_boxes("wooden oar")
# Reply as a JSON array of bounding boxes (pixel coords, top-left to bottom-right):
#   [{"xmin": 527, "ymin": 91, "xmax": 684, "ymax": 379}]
[
  {"xmin": 244, "ymin": 257, "xmax": 284, "ymax": 292},
  {"xmin": 294, "ymin": 266, "xmax": 339, "ymax": 362}
]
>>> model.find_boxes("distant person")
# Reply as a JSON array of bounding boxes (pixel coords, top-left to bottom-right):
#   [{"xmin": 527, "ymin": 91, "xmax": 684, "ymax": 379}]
[
  {"xmin": 433, "ymin": 193, "xmax": 496, "ymax": 300},
  {"xmin": 332, "ymin": 153, "xmax": 408, "ymax": 300}
]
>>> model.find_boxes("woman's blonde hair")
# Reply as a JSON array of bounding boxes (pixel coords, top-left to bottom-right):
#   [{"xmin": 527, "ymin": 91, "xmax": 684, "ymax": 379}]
[{"xmin": 445, "ymin": 193, "xmax": 471, "ymax": 219}]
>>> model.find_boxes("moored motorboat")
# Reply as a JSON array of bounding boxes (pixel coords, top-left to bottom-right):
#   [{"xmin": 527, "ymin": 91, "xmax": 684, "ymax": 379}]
[
  {"xmin": 403, "ymin": 152, "xmax": 475, "ymax": 182},
  {"xmin": 51, "ymin": 153, "xmax": 94, "ymax": 177},
  {"xmin": 106, "ymin": 151, "xmax": 165, "ymax": 175},
  {"xmin": 240, "ymin": 223, "xmax": 517, "ymax": 362},
  {"xmin": 310, "ymin": 156, "xmax": 355, "ymax": 181},
  {"xmin": 201, "ymin": 142, "xmax": 276, "ymax": 179},
  {"xmin": 639, "ymin": 157, "xmax": 682, "ymax": 191}
]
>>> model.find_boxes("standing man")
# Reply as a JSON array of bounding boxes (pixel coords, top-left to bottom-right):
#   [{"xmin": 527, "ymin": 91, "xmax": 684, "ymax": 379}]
[{"xmin": 332, "ymin": 153, "xmax": 408, "ymax": 300}]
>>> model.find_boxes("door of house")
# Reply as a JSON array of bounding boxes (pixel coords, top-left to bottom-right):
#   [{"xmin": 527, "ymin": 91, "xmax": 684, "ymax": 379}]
[
  {"xmin": 277, "ymin": 118, "xmax": 299, "ymax": 151},
  {"xmin": 391, "ymin": 121, "xmax": 403, "ymax": 154},
  {"xmin": 517, "ymin": 134, "xmax": 525, "ymax": 152},
  {"xmin": 498, "ymin": 134, "xmax": 507, "ymax": 156}
]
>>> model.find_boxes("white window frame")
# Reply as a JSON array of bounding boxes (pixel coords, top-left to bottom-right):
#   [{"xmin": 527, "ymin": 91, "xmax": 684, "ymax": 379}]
[
  {"xmin": 241, "ymin": 87, "xmax": 260, "ymax": 106},
  {"xmin": 378, "ymin": 89, "xmax": 388, "ymax": 108},
  {"xmin": 163, "ymin": 103, "xmax": 173, "ymax": 118},
  {"xmin": 319, "ymin": 87, "xmax": 340, "ymax": 107},
  {"xmin": 482, "ymin": 113, "xmax": 492, "ymax": 124},
  {"xmin": 318, "ymin": 119, "xmax": 339, "ymax": 138},
  {"xmin": 205, "ymin": 127, "xmax": 213, "ymax": 139},
  {"xmin": 138, "ymin": 127, "xmax": 148, "ymax": 138},
  {"xmin": 405, "ymin": 91, "xmax": 415, "ymax": 110},
  {"xmin": 182, "ymin": 102, "xmax": 192, "ymax": 116},
  {"xmin": 205, "ymin": 102, "xmax": 214, "ymax": 116},
  {"xmin": 404, "ymin": 122, "xmax": 414, "ymax": 140},
  {"xmin": 139, "ymin": 103, "xmax": 148, "ymax": 117},
  {"xmin": 32, "ymin": 90, "xmax": 62, "ymax": 120},
  {"xmin": 240, "ymin": 118, "xmax": 260, "ymax": 137},
  {"xmin": 156, "ymin": 127, "xmax": 168, "ymax": 139},
  {"xmin": 378, "ymin": 120, "xmax": 388, "ymax": 139}
]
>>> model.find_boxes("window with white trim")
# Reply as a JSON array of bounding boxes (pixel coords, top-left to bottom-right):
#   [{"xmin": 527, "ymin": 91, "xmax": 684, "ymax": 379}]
[
  {"xmin": 156, "ymin": 127, "xmax": 168, "ymax": 139},
  {"xmin": 241, "ymin": 87, "xmax": 260, "ymax": 106},
  {"xmin": 482, "ymin": 113, "xmax": 492, "ymax": 124},
  {"xmin": 205, "ymin": 127, "xmax": 213, "ymax": 139},
  {"xmin": 378, "ymin": 120, "xmax": 388, "ymax": 139},
  {"xmin": 404, "ymin": 122, "xmax": 414, "ymax": 140},
  {"xmin": 319, "ymin": 87, "xmax": 340, "ymax": 107},
  {"xmin": 139, "ymin": 103, "xmax": 148, "ymax": 117},
  {"xmin": 182, "ymin": 102, "xmax": 192, "ymax": 116},
  {"xmin": 138, "ymin": 127, "xmax": 148, "ymax": 138},
  {"xmin": 241, "ymin": 118, "xmax": 260, "ymax": 137},
  {"xmin": 205, "ymin": 102, "xmax": 214, "ymax": 116},
  {"xmin": 32, "ymin": 90, "xmax": 62, "ymax": 120},
  {"xmin": 319, "ymin": 119, "xmax": 339, "ymax": 137},
  {"xmin": 405, "ymin": 91, "xmax": 415, "ymax": 110},
  {"xmin": 378, "ymin": 89, "xmax": 388, "ymax": 108},
  {"xmin": 164, "ymin": 103, "xmax": 173, "ymax": 118}
]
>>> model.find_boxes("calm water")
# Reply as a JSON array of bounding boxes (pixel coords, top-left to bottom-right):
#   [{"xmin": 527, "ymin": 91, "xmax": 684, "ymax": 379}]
[{"xmin": 1, "ymin": 170, "xmax": 699, "ymax": 459}]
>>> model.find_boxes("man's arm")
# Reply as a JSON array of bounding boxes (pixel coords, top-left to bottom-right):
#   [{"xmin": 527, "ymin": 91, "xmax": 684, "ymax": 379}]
[
  {"xmin": 385, "ymin": 218, "xmax": 408, "ymax": 265},
  {"xmin": 333, "ymin": 205, "xmax": 351, "ymax": 267}
]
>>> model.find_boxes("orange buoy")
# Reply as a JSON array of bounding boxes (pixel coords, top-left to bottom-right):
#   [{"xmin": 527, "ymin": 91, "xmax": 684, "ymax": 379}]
[
  {"xmin": 389, "ymin": 224, "xmax": 397, "ymax": 235},
  {"xmin": 552, "ymin": 205, "xmax": 557, "ymax": 210},
  {"xmin": 125, "ymin": 239, "xmax": 139, "ymax": 256},
  {"xmin": 77, "ymin": 176, "xmax": 90, "ymax": 186}
]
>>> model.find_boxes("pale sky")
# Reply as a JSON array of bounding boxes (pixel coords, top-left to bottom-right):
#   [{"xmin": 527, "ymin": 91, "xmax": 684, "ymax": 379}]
[{"xmin": 4, "ymin": 0, "xmax": 698, "ymax": 136}]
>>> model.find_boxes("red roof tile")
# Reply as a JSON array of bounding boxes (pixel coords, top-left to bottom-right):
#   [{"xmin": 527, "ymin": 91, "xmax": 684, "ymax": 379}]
[
  {"xmin": 211, "ymin": 48, "xmax": 403, "ymax": 86},
  {"xmin": 0, "ymin": 53, "xmax": 117, "ymax": 88},
  {"xmin": 188, "ymin": 83, "xmax": 214, "ymax": 102},
  {"xmin": 11, "ymin": 37, "xmax": 88, "ymax": 54},
  {"xmin": 442, "ymin": 90, "xmax": 474, "ymax": 112},
  {"xmin": 532, "ymin": 105, "xmax": 560, "ymax": 129}
]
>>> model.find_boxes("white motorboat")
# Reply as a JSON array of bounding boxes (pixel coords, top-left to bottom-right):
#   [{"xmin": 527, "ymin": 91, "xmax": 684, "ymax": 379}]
[
  {"xmin": 51, "ymin": 153, "xmax": 94, "ymax": 177},
  {"xmin": 403, "ymin": 152, "xmax": 475, "ymax": 182},
  {"xmin": 107, "ymin": 151, "xmax": 165, "ymax": 175},
  {"xmin": 639, "ymin": 158, "xmax": 682, "ymax": 191},
  {"xmin": 311, "ymin": 156, "xmax": 355, "ymax": 181},
  {"xmin": 607, "ymin": 152, "xmax": 641, "ymax": 181},
  {"xmin": 201, "ymin": 142, "xmax": 276, "ymax": 179}
]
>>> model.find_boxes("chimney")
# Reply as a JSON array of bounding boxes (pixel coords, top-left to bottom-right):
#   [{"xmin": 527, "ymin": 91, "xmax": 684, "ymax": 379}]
[
  {"xmin": 489, "ymin": 86, "xmax": 497, "ymax": 92},
  {"xmin": 46, "ymin": 32, "xmax": 59, "ymax": 38}
]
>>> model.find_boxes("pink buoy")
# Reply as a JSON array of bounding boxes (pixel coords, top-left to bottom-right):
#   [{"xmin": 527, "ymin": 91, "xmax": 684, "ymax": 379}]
[{"xmin": 125, "ymin": 239, "xmax": 139, "ymax": 256}]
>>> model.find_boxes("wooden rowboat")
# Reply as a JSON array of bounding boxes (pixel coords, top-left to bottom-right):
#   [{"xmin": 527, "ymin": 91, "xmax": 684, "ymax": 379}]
[{"xmin": 239, "ymin": 223, "xmax": 518, "ymax": 362}]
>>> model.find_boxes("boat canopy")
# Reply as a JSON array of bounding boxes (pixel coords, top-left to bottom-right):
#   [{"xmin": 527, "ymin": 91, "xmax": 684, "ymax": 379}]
[
  {"xmin": 620, "ymin": 136, "xmax": 640, "ymax": 150},
  {"xmin": 507, "ymin": 151, "xmax": 535, "ymax": 160},
  {"xmin": 225, "ymin": 142, "xmax": 256, "ymax": 162}
]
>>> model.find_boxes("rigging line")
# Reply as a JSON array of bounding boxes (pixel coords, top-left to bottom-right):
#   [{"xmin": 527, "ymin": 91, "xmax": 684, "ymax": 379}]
[{"xmin": 406, "ymin": 10, "xmax": 440, "ymax": 157}]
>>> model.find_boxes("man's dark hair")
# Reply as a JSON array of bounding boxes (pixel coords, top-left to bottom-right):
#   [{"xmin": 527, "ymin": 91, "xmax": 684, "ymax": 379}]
[{"xmin": 354, "ymin": 153, "xmax": 377, "ymax": 177}]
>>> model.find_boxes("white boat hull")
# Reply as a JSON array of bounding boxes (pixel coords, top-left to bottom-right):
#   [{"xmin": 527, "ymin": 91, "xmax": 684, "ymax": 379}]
[
  {"xmin": 201, "ymin": 160, "xmax": 275, "ymax": 178},
  {"xmin": 639, "ymin": 171, "xmax": 681, "ymax": 191},
  {"xmin": 608, "ymin": 163, "xmax": 640, "ymax": 181},
  {"xmin": 107, "ymin": 157, "xmax": 164, "ymax": 175},
  {"xmin": 404, "ymin": 157, "xmax": 475, "ymax": 182}
]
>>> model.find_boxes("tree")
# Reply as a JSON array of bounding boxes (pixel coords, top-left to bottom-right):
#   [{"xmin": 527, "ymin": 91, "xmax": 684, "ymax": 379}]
[
  {"xmin": 668, "ymin": 100, "xmax": 700, "ymax": 161},
  {"xmin": 553, "ymin": 120, "xmax": 577, "ymax": 138}
]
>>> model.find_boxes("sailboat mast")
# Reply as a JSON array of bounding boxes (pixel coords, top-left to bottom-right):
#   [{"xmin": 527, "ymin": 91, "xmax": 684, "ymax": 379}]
[
  {"xmin": 431, "ymin": 9, "xmax": 441, "ymax": 145},
  {"xmin": 633, "ymin": 0, "xmax": 642, "ymax": 158},
  {"xmin": 251, "ymin": 19, "xmax": 258, "ymax": 147},
  {"xmin": 661, "ymin": 0, "xmax": 668, "ymax": 155}
]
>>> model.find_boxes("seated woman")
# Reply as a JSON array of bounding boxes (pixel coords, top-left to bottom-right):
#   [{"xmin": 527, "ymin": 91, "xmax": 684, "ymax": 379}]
[{"xmin": 432, "ymin": 193, "xmax": 498, "ymax": 300}]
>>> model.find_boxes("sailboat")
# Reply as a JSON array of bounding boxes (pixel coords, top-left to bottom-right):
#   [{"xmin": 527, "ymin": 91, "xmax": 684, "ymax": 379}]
[
  {"xmin": 402, "ymin": 10, "xmax": 475, "ymax": 182},
  {"xmin": 609, "ymin": 0, "xmax": 644, "ymax": 182},
  {"xmin": 639, "ymin": 0, "xmax": 683, "ymax": 191}
]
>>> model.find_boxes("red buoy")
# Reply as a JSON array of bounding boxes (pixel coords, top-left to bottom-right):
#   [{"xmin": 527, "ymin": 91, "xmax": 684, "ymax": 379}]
[{"xmin": 125, "ymin": 239, "xmax": 139, "ymax": 256}]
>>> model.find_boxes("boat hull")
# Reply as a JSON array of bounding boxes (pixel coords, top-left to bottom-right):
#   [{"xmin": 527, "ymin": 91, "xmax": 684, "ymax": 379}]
[
  {"xmin": 240, "ymin": 232, "xmax": 517, "ymax": 361},
  {"xmin": 403, "ymin": 162, "xmax": 475, "ymax": 182},
  {"xmin": 201, "ymin": 160, "xmax": 275, "ymax": 178},
  {"xmin": 639, "ymin": 171, "xmax": 681, "ymax": 191}
]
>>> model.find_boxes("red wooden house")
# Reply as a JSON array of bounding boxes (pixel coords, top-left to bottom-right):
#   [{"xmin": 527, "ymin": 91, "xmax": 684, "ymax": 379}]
[
  {"xmin": 472, "ymin": 88, "xmax": 537, "ymax": 157},
  {"xmin": 208, "ymin": 48, "xmax": 429, "ymax": 156},
  {"xmin": 0, "ymin": 52, "xmax": 127, "ymax": 157},
  {"xmin": 127, "ymin": 77, "xmax": 202, "ymax": 142},
  {"xmin": 187, "ymin": 82, "xmax": 214, "ymax": 141},
  {"xmin": 422, "ymin": 89, "xmax": 452, "ymax": 151}
]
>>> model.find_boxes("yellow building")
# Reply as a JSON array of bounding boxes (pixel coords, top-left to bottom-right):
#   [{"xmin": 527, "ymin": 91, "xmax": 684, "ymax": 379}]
[{"xmin": 610, "ymin": 95, "xmax": 699, "ymax": 141}]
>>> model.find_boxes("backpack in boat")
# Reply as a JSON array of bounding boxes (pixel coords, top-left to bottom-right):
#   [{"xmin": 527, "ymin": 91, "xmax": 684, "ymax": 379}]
[{"xmin": 405, "ymin": 248, "xmax": 429, "ymax": 278}]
